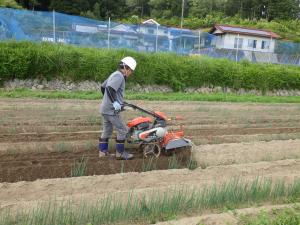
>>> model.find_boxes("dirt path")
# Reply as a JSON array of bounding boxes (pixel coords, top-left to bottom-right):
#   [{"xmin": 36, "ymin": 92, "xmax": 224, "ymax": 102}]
[{"xmin": 192, "ymin": 139, "xmax": 300, "ymax": 167}]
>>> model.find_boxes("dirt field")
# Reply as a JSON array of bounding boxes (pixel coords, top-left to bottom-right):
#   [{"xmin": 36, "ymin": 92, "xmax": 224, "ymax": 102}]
[{"xmin": 1, "ymin": 98, "xmax": 300, "ymax": 224}]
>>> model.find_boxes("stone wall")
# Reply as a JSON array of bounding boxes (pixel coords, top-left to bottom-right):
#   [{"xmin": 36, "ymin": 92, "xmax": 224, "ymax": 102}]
[{"xmin": 3, "ymin": 79, "xmax": 300, "ymax": 96}]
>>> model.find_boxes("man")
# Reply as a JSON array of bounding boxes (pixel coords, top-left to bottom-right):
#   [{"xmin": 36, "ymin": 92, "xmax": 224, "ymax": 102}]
[{"xmin": 98, "ymin": 56, "xmax": 137, "ymax": 160}]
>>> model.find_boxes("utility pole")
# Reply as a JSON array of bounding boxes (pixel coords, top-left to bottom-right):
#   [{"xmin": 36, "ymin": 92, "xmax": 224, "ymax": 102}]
[
  {"xmin": 107, "ymin": 17, "xmax": 111, "ymax": 49},
  {"xmin": 240, "ymin": 0, "xmax": 243, "ymax": 17},
  {"xmin": 180, "ymin": 0, "xmax": 185, "ymax": 30},
  {"xmin": 53, "ymin": 10, "xmax": 56, "ymax": 43},
  {"xmin": 179, "ymin": 0, "xmax": 185, "ymax": 52}
]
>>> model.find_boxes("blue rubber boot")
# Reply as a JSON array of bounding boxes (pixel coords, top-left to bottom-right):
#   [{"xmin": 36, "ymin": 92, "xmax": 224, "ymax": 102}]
[
  {"xmin": 115, "ymin": 141, "xmax": 133, "ymax": 160},
  {"xmin": 98, "ymin": 138, "xmax": 109, "ymax": 157}
]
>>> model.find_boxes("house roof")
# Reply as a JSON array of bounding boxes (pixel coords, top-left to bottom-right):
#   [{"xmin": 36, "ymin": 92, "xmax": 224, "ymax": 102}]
[
  {"xmin": 209, "ymin": 24, "xmax": 280, "ymax": 39},
  {"xmin": 142, "ymin": 19, "xmax": 160, "ymax": 26},
  {"xmin": 111, "ymin": 24, "xmax": 137, "ymax": 34}
]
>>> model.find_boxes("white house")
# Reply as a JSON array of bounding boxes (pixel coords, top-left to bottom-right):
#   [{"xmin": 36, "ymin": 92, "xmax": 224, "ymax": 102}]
[
  {"xmin": 209, "ymin": 24, "xmax": 280, "ymax": 53},
  {"xmin": 139, "ymin": 19, "xmax": 197, "ymax": 52},
  {"xmin": 110, "ymin": 24, "xmax": 138, "ymax": 47}
]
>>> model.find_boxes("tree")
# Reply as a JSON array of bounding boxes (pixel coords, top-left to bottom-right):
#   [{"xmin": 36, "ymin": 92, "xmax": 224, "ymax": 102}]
[
  {"xmin": 268, "ymin": 0, "xmax": 299, "ymax": 20},
  {"xmin": 189, "ymin": 0, "xmax": 225, "ymax": 18},
  {"xmin": 49, "ymin": 0, "xmax": 90, "ymax": 15},
  {"xmin": 93, "ymin": 2, "xmax": 101, "ymax": 18},
  {"xmin": 80, "ymin": 10, "xmax": 97, "ymax": 19},
  {"xmin": 28, "ymin": 0, "xmax": 40, "ymax": 10},
  {"xmin": 0, "ymin": 0, "xmax": 22, "ymax": 8},
  {"xmin": 98, "ymin": 0, "xmax": 127, "ymax": 18},
  {"xmin": 149, "ymin": 0, "xmax": 184, "ymax": 18},
  {"xmin": 125, "ymin": 0, "xmax": 150, "ymax": 17}
]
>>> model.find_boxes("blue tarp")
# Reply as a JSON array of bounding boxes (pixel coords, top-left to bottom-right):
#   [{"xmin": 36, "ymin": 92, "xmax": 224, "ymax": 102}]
[{"xmin": 0, "ymin": 7, "xmax": 299, "ymax": 66}]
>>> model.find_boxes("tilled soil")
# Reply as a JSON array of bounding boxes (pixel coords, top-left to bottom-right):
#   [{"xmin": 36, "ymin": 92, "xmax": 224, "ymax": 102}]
[
  {"xmin": 1, "ymin": 159, "xmax": 300, "ymax": 213},
  {"xmin": 0, "ymin": 148, "xmax": 191, "ymax": 183},
  {"xmin": 1, "ymin": 98, "xmax": 300, "ymax": 223}
]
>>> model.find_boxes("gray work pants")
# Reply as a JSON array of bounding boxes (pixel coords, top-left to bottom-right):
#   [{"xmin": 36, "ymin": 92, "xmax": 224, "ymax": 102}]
[{"xmin": 101, "ymin": 114, "xmax": 128, "ymax": 140}]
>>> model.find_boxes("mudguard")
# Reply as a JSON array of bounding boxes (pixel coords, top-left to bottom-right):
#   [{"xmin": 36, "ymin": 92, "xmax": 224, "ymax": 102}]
[{"xmin": 165, "ymin": 138, "xmax": 191, "ymax": 150}]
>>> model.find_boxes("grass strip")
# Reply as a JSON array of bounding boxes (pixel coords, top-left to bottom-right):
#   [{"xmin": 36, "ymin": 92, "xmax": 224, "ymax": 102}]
[
  {"xmin": 1, "ymin": 177, "xmax": 300, "ymax": 225},
  {"xmin": 1, "ymin": 88, "xmax": 300, "ymax": 103},
  {"xmin": 240, "ymin": 205, "xmax": 300, "ymax": 225}
]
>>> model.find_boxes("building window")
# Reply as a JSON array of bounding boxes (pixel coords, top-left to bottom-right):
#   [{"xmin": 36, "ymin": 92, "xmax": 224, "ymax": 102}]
[
  {"xmin": 234, "ymin": 37, "xmax": 243, "ymax": 49},
  {"xmin": 148, "ymin": 28, "xmax": 155, "ymax": 34},
  {"xmin": 248, "ymin": 39, "xmax": 257, "ymax": 49},
  {"xmin": 261, "ymin": 40, "xmax": 270, "ymax": 49}
]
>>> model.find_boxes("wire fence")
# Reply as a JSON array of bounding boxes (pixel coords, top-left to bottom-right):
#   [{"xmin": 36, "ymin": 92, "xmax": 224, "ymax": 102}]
[{"xmin": 0, "ymin": 8, "xmax": 300, "ymax": 66}]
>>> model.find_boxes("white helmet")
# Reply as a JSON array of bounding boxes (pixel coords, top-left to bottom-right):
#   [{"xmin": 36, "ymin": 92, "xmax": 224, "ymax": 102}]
[{"xmin": 121, "ymin": 56, "xmax": 137, "ymax": 71}]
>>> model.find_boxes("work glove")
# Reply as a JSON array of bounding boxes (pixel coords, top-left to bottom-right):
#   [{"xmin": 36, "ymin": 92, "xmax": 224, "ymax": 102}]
[{"xmin": 113, "ymin": 101, "xmax": 122, "ymax": 111}]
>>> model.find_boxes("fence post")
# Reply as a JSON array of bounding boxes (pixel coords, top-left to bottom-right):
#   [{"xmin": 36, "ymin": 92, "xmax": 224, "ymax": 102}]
[
  {"xmin": 269, "ymin": 36, "xmax": 272, "ymax": 63},
  {"xmin": 179, "ymin": 0, "xmax": 184, "ymax": 53},
  {"xmin": 156, "ymin": 24, "xmax": 158, "ymax": 52},
  {"xmin": 107, "ymin": 17, "xmax": 111, "ymax": 49},
  {"xmin": 53, "ymin": 10, "xmax": 56, "ymax": 43},
  {"xmin": 235, "ymin": 33, "xmax": 240, "ymax": 62},
  {"xmin": 198, "ymin": 30, "xmax": 201, "ymax": 54}
]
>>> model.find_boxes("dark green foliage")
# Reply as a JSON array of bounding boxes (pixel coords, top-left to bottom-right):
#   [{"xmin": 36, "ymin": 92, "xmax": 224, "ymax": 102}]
[
  {"xmin": 14, "ymin": 0, "xmax": 300, "ymax": 21},
  {"xmin": 1, "ymin": 41, "xmax": 300, "ymax": 92},
  {"xmin": 49, "ymin": 0, "xmax": 90, "ymax": 15}
]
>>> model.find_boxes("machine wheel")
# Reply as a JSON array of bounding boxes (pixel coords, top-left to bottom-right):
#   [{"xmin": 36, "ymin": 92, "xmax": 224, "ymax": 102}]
[{"xmin": 141, "ymin": 143, "xmax": 161, "ymax": 158}]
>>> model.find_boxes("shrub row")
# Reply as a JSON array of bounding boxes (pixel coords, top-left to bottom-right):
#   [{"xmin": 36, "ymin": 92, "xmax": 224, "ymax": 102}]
[{"xmin": 1, "ymin": 41, "xmax": 300, "ymax": 92}]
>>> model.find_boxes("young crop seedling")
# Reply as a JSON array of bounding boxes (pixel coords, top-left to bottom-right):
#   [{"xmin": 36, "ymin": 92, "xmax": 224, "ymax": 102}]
[
  {"xmin": 55, "ymin": 142, "xmax": 72, "ymax": 153},
  {"xmin": 141, "ymin": 157, "xmax": 158, "ymax": 172},
  {"xmin": 84, "ymin": 141, "xmax": 95, "ymax": 151},
  {"xmin": 71, "ymin": 157, "xmax": 88, "ymax": 177}
]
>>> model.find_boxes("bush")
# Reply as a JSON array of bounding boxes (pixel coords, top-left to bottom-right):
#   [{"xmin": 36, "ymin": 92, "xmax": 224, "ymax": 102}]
[{"xmin": 1, "ymin": 41, "xmax": 300, "ymax": 92}]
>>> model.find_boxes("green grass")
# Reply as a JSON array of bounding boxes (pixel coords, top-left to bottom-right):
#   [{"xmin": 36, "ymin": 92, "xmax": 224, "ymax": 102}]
[
  {"xmin": 240, "ymin": 206, "xmax": 300, "ymax": 225},
  {"xmin": 1, "ymin": 88, "xmax": 300, "ymax": 103},
  {"xmin": 168, "ymin": 154, "xmax": 182, "ymax": 169},
  {"xmin": 6, "ymin": 147, "xmax": 17, "ymax": 155},
  {"xmin": 187, "ymin": 158, "xmax": 198, "ymax": 170},
  {"xmin": 1, "ymin": 177, "xmax": 300, "ymax": 225},
  {"xmin": 54, "ymin": 142, "xmax": 72, "ymax": 153},
  {"xmin": 71, "ymin": 157, "xmax": 88, "ymax": 177},
  {"xmin": 120, "ymin": 161, "xmax": 125, "ymax": 173},
  {"xmin": 141, "ymin": 157, "xmax": 158, "ymax": 172},
  {"xmin": 0, "ymin": 0, "xmax": 21, "ymax": 8},
  {"xmin": 84, "ymin": 141, "xmax": 95, "ymax": 151}
]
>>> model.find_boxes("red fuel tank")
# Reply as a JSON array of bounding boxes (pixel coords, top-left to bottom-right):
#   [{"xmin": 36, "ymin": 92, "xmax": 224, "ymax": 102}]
[{"xmin": 127, "ymin": 117, "xmax": 152, "ymax": 128}]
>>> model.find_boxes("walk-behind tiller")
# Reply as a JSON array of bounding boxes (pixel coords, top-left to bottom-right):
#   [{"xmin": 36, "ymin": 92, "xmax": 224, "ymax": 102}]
[{"xmin": 123, "ymin": 102, "xmax": 192, "ymax": 158}]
